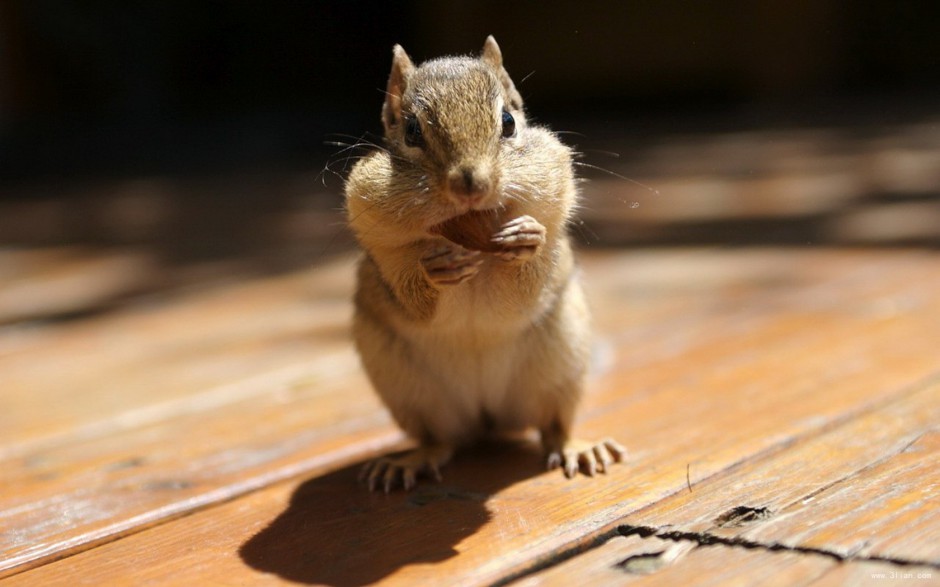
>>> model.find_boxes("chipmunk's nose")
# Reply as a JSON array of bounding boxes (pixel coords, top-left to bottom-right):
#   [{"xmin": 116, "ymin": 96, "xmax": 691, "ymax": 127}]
[{"xmin": 447, "ymin": 165, "xmax": 492, "ymax": 203}]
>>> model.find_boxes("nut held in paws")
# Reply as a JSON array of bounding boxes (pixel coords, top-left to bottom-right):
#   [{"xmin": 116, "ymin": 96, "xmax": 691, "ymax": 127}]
[{"xmin": 430, "ymin": 209, "xmax": 505, "ymax": 252}]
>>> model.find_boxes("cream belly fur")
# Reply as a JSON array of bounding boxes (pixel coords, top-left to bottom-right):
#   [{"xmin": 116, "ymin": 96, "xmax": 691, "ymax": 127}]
[{"xmin": 359, "ymin": 271, "xmax": 549, "ymax": 443}]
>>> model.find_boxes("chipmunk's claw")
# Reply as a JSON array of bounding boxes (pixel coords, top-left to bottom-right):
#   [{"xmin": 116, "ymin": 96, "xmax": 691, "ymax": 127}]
[
  {"xmin": 421, "ymin": 243, "xmax": 483, "ymax": 285},
  {"xmin": 359, "ymin": 445, "xmax": 453, "ymax": 492},
  {"xmin": 492, "ymin": 215, "xmax": 545, "ymax": 263},
  {"xmin": 545, "ymin": 438, "xmax": 626, "ymax": 478}
]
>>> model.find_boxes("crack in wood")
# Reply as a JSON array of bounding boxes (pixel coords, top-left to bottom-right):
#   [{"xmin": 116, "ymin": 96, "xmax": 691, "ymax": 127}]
[
  {"xmin": 615, "ymin": 540, "xmax": 697, "ymax": 575},
  {"xmin": 713, "ymin": 505, "xmax": 774, "ymax": 528},
  {"xmin": 617, "ymin": 524, "xmax": 940, "ymax": 569},
  {"xmin": 489, "ymin": 530, "xmax": 622, "ymax": 587},
  {"xmin": 615, "ymin": 550, "xmax": 668, "ymax": 574}
]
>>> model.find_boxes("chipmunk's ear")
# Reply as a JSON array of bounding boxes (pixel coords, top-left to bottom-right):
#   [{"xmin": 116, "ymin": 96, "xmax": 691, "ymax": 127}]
[
  {"xmin": 481, "ymin": 35, "xmax": 524, "ymax": 110},
  {"xmin": 383, "ymin": 44, "xmax": 415, "ymax": 130}
]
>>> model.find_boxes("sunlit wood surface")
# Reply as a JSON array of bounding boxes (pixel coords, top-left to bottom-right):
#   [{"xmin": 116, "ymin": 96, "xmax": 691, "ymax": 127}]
[{"xmin": 1, "ymin": 243, "xmax": 938, "ymax": 586}]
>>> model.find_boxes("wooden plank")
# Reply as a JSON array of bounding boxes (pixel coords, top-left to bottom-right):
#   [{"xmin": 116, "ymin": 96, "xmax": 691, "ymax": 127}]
[
  {"xmin": 0, "ymin": 248, "xmax": 158, "ymax": 324},
  {"xmin": 3, "ymin": 248, "xmax": 939, "ymax": 585},
  {"xmin": 0, "ymin": 255, "xmax": 357, "ymax": 452},
  {"xmin": 1, "ymin": 255, "xmax": 399, "ymax": 576},
  {"xmin": 510, "ymin": 535, "xmax": 834, "ymax": 586},
  {"xmin": 511, "ymin": 533, "xmax": 939, "ymax": 586},
  {"xmin": 813, "ymin": 561, "xmax": 938, "ymax": 585},
  {"xmin": 1, "ymin": 248, "xmax": 932, "ymax": 580},
  {"xmin": 739, "ymin": 426, "xmax": 940, "ymax": 562},
  {"xmin": 0, "ymin": 348, "xmax": 399, "ymax": 577},
  {"xmin": 577, "ymin": 118, "xmax": 940, "ymax": 246},
  {"xmin": 610, "ymin": 373, "xmax": 940, "ymax": 565}
]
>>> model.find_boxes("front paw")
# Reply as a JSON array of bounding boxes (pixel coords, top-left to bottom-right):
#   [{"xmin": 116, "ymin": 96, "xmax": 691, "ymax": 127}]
[
  {"xmin": 492, "ymin": 215, "xmax": 546, "ymax": 263},
  {"xmin": 421, "ymin": 242, "xmax": 483, "ymax": 286}
]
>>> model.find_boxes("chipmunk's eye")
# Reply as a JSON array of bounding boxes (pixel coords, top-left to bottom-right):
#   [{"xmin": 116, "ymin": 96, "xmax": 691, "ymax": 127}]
[
  {"xmin": 404, "ymin": 115, "xmax": 423, "ymax": 148},
  {"xmin": 501, "ymin": 110, "xmax": 516, "ymax": 138}
]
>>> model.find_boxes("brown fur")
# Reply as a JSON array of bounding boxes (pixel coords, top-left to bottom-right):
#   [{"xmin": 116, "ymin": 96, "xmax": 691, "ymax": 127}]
[{"xmin": 345, "ymin": 36, "xmax": 624, "ymax": 491}]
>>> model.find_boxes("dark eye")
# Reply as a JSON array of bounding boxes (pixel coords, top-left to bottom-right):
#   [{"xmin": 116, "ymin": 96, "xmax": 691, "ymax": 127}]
[
  {"xmin": 501, "ymin": 110, "xmax": 516, "ymax": 138},
  {"xmin": 404, "ymin": 115, "xmax": 423, "ymax": 148}
]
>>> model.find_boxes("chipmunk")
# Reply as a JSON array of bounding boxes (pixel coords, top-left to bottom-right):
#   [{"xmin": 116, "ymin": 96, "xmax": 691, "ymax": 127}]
[{"xmin": 345, "ymin": 36, "xmax": 625, "ymax": 492}]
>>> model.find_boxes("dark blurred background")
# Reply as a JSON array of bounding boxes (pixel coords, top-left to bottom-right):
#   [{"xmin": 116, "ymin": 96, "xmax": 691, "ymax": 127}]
[
  {"xmin": 1, "ymin": 1, "xmax": 939, "ymax": 321},
  {"xmin": 2, "ymin": 1, "xmax": 939, "ymax": 180}
]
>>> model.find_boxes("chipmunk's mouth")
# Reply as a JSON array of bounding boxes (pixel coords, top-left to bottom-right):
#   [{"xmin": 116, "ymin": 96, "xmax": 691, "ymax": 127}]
[
  {"xmin": 431, "ymin": 197, "xmax": 503, "ymax": 229},
  {"xmin": 445, "ymin": 194, "xmax": 498, "ymax": 215}
]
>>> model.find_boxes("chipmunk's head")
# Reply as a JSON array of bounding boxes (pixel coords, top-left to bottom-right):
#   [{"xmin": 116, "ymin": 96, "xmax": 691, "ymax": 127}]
[{"xmin": 381, "ymin": 36, "xmax": 526, "ymax": 215}]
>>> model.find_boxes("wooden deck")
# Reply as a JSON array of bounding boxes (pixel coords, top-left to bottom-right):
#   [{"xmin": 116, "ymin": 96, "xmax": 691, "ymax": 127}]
[{"xmin": 2, "ymin": 241, "xmax": 938, "ymax": 585}]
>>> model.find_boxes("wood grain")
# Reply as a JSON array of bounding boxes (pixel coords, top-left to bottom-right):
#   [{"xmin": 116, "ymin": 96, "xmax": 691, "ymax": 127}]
[
  {"xmin": 512, "ymin": 533, "xmax": 939, "ymax": 586},
  {"xmin": 2, "ymin": 248, "xmax": 938, "ymax": 585},
  {"xmin": 0, "ymin": 257, "xmax": 356, "ymax": 451},
  {"xmin": 0, "ymin": 259, "xmax": 409, "ymax": 577},
  {"xmin": 511, "ymin": 535, "xmax": 834, "ymax": 586},
  {"xmin": 614, "ymin": 379, "xmax": 938, "ymax": 550},
  {"xmin": 0, "ymin": 248, "xmax": 158, "ymax": 324}
]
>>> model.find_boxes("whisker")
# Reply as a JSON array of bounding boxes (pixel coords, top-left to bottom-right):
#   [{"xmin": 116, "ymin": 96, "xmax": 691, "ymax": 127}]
[
  {"xmin": 570, "ymin": 218, "xmax": 600, "ymax": 246},
  {"xmin": 580, "ymin": 149, "xmax": 621, "ymax": 159},
  {"xmin": 573, "ymin": 161, "xmax": 660, "ymax": 195}
]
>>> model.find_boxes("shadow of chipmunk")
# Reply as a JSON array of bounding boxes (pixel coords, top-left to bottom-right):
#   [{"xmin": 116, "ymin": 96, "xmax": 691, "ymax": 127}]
[{"xmin": 239, "ymin": 439, "xmax": 544, "ymax": 586}]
